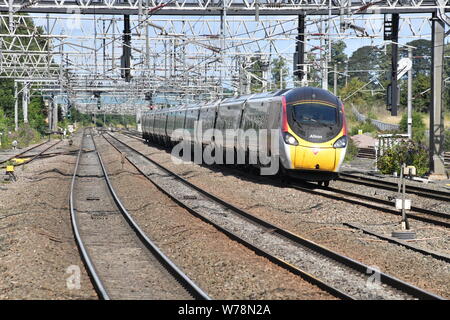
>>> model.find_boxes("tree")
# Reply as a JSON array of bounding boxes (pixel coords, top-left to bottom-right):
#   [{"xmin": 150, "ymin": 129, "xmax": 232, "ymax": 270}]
[
  {"xmin": 402, "ymin": 39, "xmax": 431, "ymax": 77},
  {"xmin": 348, "ymin": 45, "xmax": 385, "ymax": 84},
  {"xmin": 444, "ymin": 43, "xmax": 450, "ymax": 111},
  {"xmin": 399, "ymin": 73, "xmax": 431, "ymax": 113},
  {"xmin": 0, "ymin": 14, "xmax": 49, "ymax": 133},
  {"xmin": 271, "ymin": 57, "xmax": 288, "ymax": 89},
  {"xmin": 28, "ymin": 97, "xmax": 47, "ymax": 134},
  {"xmin": 338, "ymin": 77, "xmax": 372, "ymax": 106},
  {"xmin": 0, "ymin": 79, "xmax": 15, "ymax": 122},
  {"xmin": 328, "ymin": 40, "xmax": 348, "ymax": 90}
]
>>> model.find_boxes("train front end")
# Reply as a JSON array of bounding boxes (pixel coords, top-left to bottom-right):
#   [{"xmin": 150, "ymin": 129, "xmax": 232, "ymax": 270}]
[{"xmin": 279, "ymin": 87, "xmax": 347, "ymax": 182}]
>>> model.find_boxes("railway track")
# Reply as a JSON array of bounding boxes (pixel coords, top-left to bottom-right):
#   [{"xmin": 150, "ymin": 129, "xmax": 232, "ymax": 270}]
[
  {"xmin": 69, "ymin": 129, "xmax": 210, "ymax": 300},
  {"xmin": 0, "ymin": 139, "xmax": 62, "ymax": 168},
  {"xmin": 103, "ymin": 131, "xmax": 444, "ymax": 300},
  {"xmin": 121, "ymin": 129, "xmax": 450, "ymax": 260},
  {"xmin": 338, "ymin": 172, "xmax": 450, "ymax": 203},
  {"xmin": 290, "ymin": 179, "xmax": 450, "ymax": 229},
  {"xmin": 121, "ymin": 130, "xmax": 450, "ymax": 228}
]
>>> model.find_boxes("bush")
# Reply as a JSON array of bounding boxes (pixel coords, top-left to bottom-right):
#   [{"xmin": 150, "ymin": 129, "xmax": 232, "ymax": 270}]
[
  {"xmin": 6, "ymin": 124, "xmax": 42, "ymax": 149},
  {"xmin": 444, "ymin": 129, "xmax": 450, "ymax": 152},
  {"xmin": 344, "ymin": 137, "xmax": 359, "ymax": 162},
  {"xmin": 377, "ymin": 140, "xmax": 429, "ymax": 176},
  {"xmin": 349, "ymin": 119, "xmax": 378, "ymax": 136}
]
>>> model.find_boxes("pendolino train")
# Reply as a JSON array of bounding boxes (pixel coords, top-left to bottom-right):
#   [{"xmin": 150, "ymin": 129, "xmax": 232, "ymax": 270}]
[{"xmin": 142, "ymin": 87, "xmax": 348, "ymax": 185}]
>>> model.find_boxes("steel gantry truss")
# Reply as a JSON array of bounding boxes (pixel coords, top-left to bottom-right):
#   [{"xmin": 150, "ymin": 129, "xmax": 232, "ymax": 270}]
[
  {"xmin": 0, "ymin": 0, "xmax": 448, "ymax": 176},
  {"xmin": 0, "ymin": 0, "xmax": 449, "ymax": 15}
]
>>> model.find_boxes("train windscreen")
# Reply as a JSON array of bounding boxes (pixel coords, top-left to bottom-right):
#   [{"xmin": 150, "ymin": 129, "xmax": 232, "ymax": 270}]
[
  {"xmin": 291, "ymin": 103, "xmax": 337, "ymax": 125},
  {"xmin": 287, "ymin": 101, "xmax": 342, "ymax": 143}
]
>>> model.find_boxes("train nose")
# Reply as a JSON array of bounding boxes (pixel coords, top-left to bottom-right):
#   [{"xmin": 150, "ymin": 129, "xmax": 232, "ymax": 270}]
[{"xmin": 294, "ymin": 146, "xmax": 336, "ymax": 171}]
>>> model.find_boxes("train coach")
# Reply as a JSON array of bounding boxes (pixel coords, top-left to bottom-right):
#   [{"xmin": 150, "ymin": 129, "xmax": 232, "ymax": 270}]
[{"xmin": 142, "ymin": 87, "xmax": 348, "ymax": 185}]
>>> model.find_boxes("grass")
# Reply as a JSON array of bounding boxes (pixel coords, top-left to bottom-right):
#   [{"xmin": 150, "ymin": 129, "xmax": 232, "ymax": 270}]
[{"xmin": 351, "ymin": 104, "xmax": 450, "ymax": 131}]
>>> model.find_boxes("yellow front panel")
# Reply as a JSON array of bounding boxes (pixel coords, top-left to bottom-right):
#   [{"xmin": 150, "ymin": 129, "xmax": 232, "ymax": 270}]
[{"xmin": 294, "ymin": 146, "xmax": 336, "ymax": 171}]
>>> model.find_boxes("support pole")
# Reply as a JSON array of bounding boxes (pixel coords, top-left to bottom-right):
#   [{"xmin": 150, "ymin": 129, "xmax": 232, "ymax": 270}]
[
  {"xmin": 220, "ymin": 0, "xmax": 227, "ymax": 97},
  {"xmin": 294, "ymin": 14, "xmax": 305, "ymax": 83},
  {"xmin": 390, "ymin": 13, "xmax": 399, "ymax": 116},
  {"xmin": 52, "ymin": 99, "xmax": 58, "ymax": 132},
  {"xmin": 14, "ymin": 81, "xmax": 18, "ymax": 131},
  {"xmin": 47, "ymin": 100, "xmax": 52, "ymax": 132},
  {"xmin": 333, "ymin": 64, "xmax": 338, "ymax": 96},
  {"xmin": 145, "ymin": 0, "xmax": 150, "ymax": 72},
  {"xmin": 407, "ymin": 48, "xmax": 413, "ymax": 139},
  {"xmin": 8, "ymin": 0, "xmax": 14, "ymax": 34},
  {"xmin": 121, "ymin": 15, "xmax": 131, "ymax": 82},
  {"xmin": 429, "ymin": 12, "xmax": 447, "ymax": 178},
  {"xmin": 22, "ymin": 83, "xmax": 28, "ymax": 124}
]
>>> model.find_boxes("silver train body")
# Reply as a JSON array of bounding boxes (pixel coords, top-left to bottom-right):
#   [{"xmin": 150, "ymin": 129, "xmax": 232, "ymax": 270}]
[{"xmin": 142, "ymin": 87, "xmax": 348, "ymax": 181}]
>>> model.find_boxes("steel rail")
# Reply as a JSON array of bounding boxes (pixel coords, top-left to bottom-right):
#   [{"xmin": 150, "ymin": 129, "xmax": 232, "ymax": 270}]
[
  {"xmin": 343, "ymin": 223, "xmax": 450, "ymax": 264},
  {"xmin": 290, "ymin": 179, "xmax": 450, "ymax": 229},
  {"xmin": 121, "ymin": 130, "xmax": 450, "ymax": 227},
  {"xmin": 0, "ymin": 139, "xmax": 59, "ymax": 166},
  {"xmin": 338, "ymin": 173, "xmax": 450, "ymax": 203},
  {"xmin": 69, "ymin": 129, "xmax": 111, "ymax": 300},
  {"xmin": 102, "ymin": 133, "xmax": 354, "ymax": 300},
  {"xmin": 104, "ymin": 132, "xmax": 445, "ymax": 300},
  {"xmin": 121, "ymin": 130, "xmax": 450, "ymax": 228},
  {"xmin": 91, "ymin": 131, "xmax": 211, "ymax": 301}
]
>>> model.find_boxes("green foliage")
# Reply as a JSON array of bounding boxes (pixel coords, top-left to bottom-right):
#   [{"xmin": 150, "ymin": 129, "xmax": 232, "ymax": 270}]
[
  {"xmin": 399, "ymin": 73, "xmax": 431, "ymax": 113},
  {"xmin": 329, "ymin": 40, "xmax": 348, "ymax": 90},
  {"xmin": 0, "ymin": 15, "xmax": 51, "ymax": 145},
  {"xmin": 249, "ymin": 56, "xmax": 265, "ymax": 93},
  {"xmin": 348, "ymin": 46, "xmax": 386, "ymax": 84},
  {"xmin": 349, "ymin": 120, "xmax": 378, "ymax": 136},
  {"xmin": 70, "ymin": 108, "xmax": 91, "ymax": 125},
  {"xmin": 444, "ymin": 129, "xmax": 450, "ymax": 152},
  {"xmin": 0, "ymin": 108, "xmax": 8, "ymax": 132},
  {"xmin": 367, "ymin": 111, "xmax": 378, "ymax": 120},
  {"xmin": 0, "ymin": 79, "xmax": 15, "ymax": 123},
  {"xmin": 344, "ymin": 137, "xmax": 358, "ymax": 162},
  {"xmin": 271, "ymin": 57, "xmax": 288, "ymax": 90},
  {"xmin": 1, "ymin": 124, "xmax": 42, "ymax": 149},
  {"xmin": 399, "ymin": 112, "xmax": 426, "ymax": 142},
  {"xmin": 377, "ymin": 140, "xmax": 429, "ymax": 176},
  {"xmin": 445, "ymin": 43, "xmax": 450, "ymax": 111},
  {"xmin": 403, "ymin": 39, "xmax": 431, "ymax": 77},
  {"xmin": 28, "ymin": 97, "xmax": 47, "ymax": 134},
  {"xmin": 339, "ymin": 78, "xmax": 373, "ymax": 105},
  {"xmin": 13, "ymin": 124, "xmax": 41, "ymax": 147},
  {"xmin": 0, "ymin": 108, "xmax": 9, "ymax": 148}
]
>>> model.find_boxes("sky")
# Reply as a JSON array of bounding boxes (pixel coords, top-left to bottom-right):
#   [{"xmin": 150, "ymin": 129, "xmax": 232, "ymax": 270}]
[{"xmin": 26, "ymin": 11, "xmax": 447, "ymax": 105}]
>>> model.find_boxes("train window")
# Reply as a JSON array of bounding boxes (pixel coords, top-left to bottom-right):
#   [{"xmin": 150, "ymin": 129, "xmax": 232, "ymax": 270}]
[{"xmin": 291, "ymin": 103, "xmax": 337, "ymax": 125}]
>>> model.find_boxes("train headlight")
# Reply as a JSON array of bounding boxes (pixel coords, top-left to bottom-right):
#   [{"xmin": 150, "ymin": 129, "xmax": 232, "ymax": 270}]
[
  {"xmin": 283, "ymin": 132, "xmax": 299, "ymax": 146},
  {"xmin": 333, "ymin": 136, "xmax": 347, "ymax": 148}
]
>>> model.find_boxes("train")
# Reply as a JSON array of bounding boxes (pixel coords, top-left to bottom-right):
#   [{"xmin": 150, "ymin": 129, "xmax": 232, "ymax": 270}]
[{"xmin": 141, "ymin": 87, "xmax": 348, "ymax": 185}]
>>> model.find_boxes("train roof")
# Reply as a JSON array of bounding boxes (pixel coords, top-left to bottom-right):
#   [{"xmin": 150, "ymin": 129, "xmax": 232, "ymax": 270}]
[
  {"xmin": 145, "ymin": 87, "xmax": 340, "ymax": 114},
  {"xmin": 283, "ymin": 87, "xmax": 341, "ymax": 106}
]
